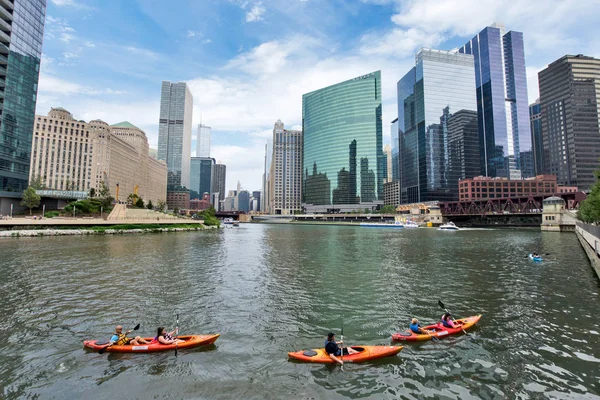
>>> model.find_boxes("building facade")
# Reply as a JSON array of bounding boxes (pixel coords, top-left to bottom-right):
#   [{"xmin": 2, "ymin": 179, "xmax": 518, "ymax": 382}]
[
  {"xmin": 303, "ymin": 71, "xmax": 385, "ymax": 213},
  {"xmin": 384, "ymin": 144, "xmax": 392, "ymax": 183},
  {"xmin": 459, "ymin": 23, "xmax": 532, "ymax": 179},
  {"xmin": 166, "ymin": 190, "xmax": 190, "ymax": 211},
  {"xmin": 267, "ymin": 120, "xmax": 303, "ymax": 215},
  {"xmin": 212, "ymin": 163, "xmax": 226, "ymax": 210},
  {"xmin": 196, "ymin": 124, "xmax": 211, "ymax": 157},
  {"xmin": 458, "ymin": 174, "xmax": 577, "ymax": 201},
  {"xmin": 158, "ymin": 81, "xmax": 193, "ymax": 192},
  {"xmin": 529, "ymin": 100, "xmax": 544, "ymax": 176},
  {"xmin": 237, "ymin": 190, "xmax": 250, "ymax": 213},
  {"xmin": 398, "ymin": 49, "xmax": 477, "ymax": 204},
  {"xmin": 252, "ymin": 190, "xmax": 261, "ymax": 212},
  {"xmin": 538, "ymin": 54, "xmax": 600, "ymax": 191},
  {"xmin": 390, "ymin": 118, "xmax": 399, "ymax": 182},
  {"xmin": 0, "ymin": 0, "xmax": 47, "ymax": 214},
  {"xmin": 383, "ymin": 181, "xmax": 400, "ymax": 206},
  {"xmin": 447, "ymin": 110, "xmax": 480, "ymax": 198},
  {"xmin": 190, "ymin": 157, "xmax": 215, "ymax": 199},
  {"xmin": 30, "ymin": 108, "xmax": 167, "ymax": 205}
]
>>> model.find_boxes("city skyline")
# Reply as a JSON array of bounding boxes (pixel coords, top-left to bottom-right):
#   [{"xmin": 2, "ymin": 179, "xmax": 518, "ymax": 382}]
[{"xmin": 35, "ymin": 0, "xmax": 600, "ymax": 193}]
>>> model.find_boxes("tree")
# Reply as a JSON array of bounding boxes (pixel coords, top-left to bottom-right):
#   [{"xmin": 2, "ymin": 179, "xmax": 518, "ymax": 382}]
[
  {"xmin": 21, "ymin": 187, "xmax": 41, "ymax": 215},
  {"xmin": 579, "ymin": 170, "xmax": 600, "ymax": 223},
  {"xmin": 156, "ymin": 200, "xmax": 167, "ymax": 212},
  {"xmin": 380, "ymin": 205, "xmax": 397, "ymax": 214},
  {"xmin": 99, "ymin": 181, "xmax": 110, "ymax": 197},
  {"xmin": 146, "ymin": 200, "xmax": 154, "ymax": 210},
  {"xmin": 29, "ymin": 174, "xmax": 45, "ymax": 190},
  {"xmin": 135, "ymin": 197, "xmax": 145, "ymax": 208},
  {"xmin": 89, "ymin": 188, "xmax": 96, "ymax": 198}
]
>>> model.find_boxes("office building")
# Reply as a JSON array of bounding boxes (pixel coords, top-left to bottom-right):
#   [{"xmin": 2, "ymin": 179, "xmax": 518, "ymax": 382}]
[
  {"xmin": 212, "ymin": 162, "xmax": 226, "ymax": 210},
  {"xmin": 398, "ymin": 49, "xmax": 477, "ymax": 203},
  {"xmin": 529, "ymin": 100, "xmax": 543, "ymax": 175},
  {"xmin": 267, "ymin": 120, "xmax": 302, "ymax": 214},
  {"xmin": 384, "ymin": 181, "xmax": 400, "ymax": 206},
  {"xmin": 460, "ymin": 23, "xmax": 532, "ymax": 179},
  {"xmin": 158, "ymin": 81, "xmax": 193, "ymax": 193},
  {"xmin": 196, "ymin": 124, "xmax": 211, "ymax": 157},
  {"xmin": 190, "ymin": 157, "xmax": 215, "ymax": 199},
  {"xmin": 303, "ymin": 71, "xmax": 385, "ymax": 213},
  {"xmin": 459, "ymin": 174, "xmax": 578, "ymax": 201},
  {"xmin": 538, "ymin": 54, "xmax": 600, "ymax": 191},
  {"xmin": 391, "ymin": 118, "xmax": 399, "ymax": 182},
  {"xmin": 237, "ymin": 190, "xmax": 250, "ymax": 213},
  {"xmin": 447, "ymin": 110, "xmax": 480, "ymax": 198},
  {"xmin": 384, "ymin": 144, "xmax": 392, "ymax": 183},
  {"xmin": 0, "ymin": 0, "xmax": 47, "ymax": 214},
  {"xmin": 30, "ymin": 108, "xmax": 167, "ymax": 205},
  {"xmin": 252, "ymin": 190, "xmax": 261, "ymax": 212}
]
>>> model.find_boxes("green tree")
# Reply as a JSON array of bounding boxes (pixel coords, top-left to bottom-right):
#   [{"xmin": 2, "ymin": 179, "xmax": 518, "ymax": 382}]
[
  {"xmin": 20, "ymin": 187, "xmax": 41, "ymax": 215},
  {"xmin": 380, "ymin": 205, "xmax": 397, "ymax": 214},
  {"xmin": 29, "ymin": 174, "xmax": 45, "ymax": 190},
  {"xmin": 579, "ymin": 170, "xmax": 600, "ymax": 223},
  {"xmin": 199, "ymin": 206, "xmax": 220, "ymax": 226},
  {"xmin": 156, "ymin": 200, "xmax": 167, "ymax": 212},
  {"xmin": 89, "ymin": 188, "xmax": 96, "ymax": 198},
  {"xmin": 146, "ymin": 200, "xmax": 154, "ymax": 210},
  {"xmin": 135, "ymin": 197, "xmax": 145, "ymax": 208},
  {"xmin": 99, "ymin": 181, "xmax": 110, "ymax": 197}
]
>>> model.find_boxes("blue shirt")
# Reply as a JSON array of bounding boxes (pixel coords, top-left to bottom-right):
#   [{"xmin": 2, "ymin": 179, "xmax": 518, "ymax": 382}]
[
  {"xmin": 409, "ymin": 322, "xmax": 421, "ymax": 334},
  {"xmin": 110, "ymin": 334, "xmax": 119, "ymax": 343}
]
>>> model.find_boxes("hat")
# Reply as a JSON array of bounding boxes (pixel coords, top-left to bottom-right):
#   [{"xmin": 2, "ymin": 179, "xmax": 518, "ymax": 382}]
[{"xmin": 327, "ymin": 332, "xmax": 335, "ymax": 339}]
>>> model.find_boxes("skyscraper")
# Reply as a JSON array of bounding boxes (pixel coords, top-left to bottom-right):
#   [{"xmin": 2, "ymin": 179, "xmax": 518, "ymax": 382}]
[
  {"xmin": 390, "ymin": 118, "xmax": 399, "ymax": 182},
  {"xmin": 212, "ymin": 163, "xmax": 226, "ymax": 211},
  {"xmin": 384, "ymin": 144, "xmax": 392, "ymax": 183},
  {"xmin": 398, "ymin": 49, "xmax": 477, "ymax": 203},
  {"xmin": 196, "ymin": 124, "xmax": 211, "ymax": 157},
  {"xmin": 268, "ymin": 120, "xmax": 303, "ymax": 214},
  {"xmin": 0, "ymin": 0, "xmax": 46, "ymax": 214},
  {"xmin": 158, "ymin": 81, "xmax": 193, "ymax": 191},
  {"xmin": 529, "ymin": 100, "xmax": 543, "ymax": 175},
  {"xmin": 303, "ymin": 71, "xmax": 384, "ymax": 213},
  {"xmin": 460, "ymin": 23, "xmax": 532, "ymax": 179},
  {"xmin": 538, "ymin": 54, "xmax": 600, "ymax": 190},
  {"xmin": 447, "ymin": 110, "xmax": 480, "ymax": 197},
  {"xmin": 190, "ymin": 157, "xmax": 215, "ymax": 199}
]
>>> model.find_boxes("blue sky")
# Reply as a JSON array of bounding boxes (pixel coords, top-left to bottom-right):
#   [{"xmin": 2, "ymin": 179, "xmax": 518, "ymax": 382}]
[{"xmin": 38, "ymin": 0, "xmax": 600, "ymax": 192}]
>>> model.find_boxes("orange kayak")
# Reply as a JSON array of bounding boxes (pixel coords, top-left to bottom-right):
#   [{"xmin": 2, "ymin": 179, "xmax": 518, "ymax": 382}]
[
  {"xmin": 83, "ymin": 334, "xmax": 220, "ymax": 353},
  {"xmin": 392, "ymin": 315, "xmax": 481, "ymax": 341},
  {"xmin": 288, "ymin": 345, "xmax": 403, "ymax": 363}
]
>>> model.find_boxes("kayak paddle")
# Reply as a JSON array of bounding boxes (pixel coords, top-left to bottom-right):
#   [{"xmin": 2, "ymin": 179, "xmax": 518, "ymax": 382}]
[
  {"xmin": 438, "ymin": 301, "xmax": 468, "ymax": 335},
  {"xmin": 175, "ymin": 313, "xmax": 179, "ymax": 358},
  {"xmin": 99, "ymin": 324, "xmax": 140, "ymax": 354},
  {"xmin": 340, "ymin": 316, "xmax": 344, "ymax": 370}
]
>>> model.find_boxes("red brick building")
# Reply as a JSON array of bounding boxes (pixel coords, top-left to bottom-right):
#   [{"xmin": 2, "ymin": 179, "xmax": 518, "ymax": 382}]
[
  {"xmin": 459, "ymin": 175, "xmax": 578, "ymax": 201},
  {"xmin": 190, "ymin": 193, "xmax": 212, "ymax": 211},
  {"xmin": 166, "ymin": 190, "xmax": 190, "ymax": 211}
]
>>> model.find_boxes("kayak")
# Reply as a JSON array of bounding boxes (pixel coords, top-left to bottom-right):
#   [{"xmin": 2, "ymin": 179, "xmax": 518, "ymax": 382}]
[
  {"xmin": 391, "ymin": 315, "xmax": 481, "ymax": 341},
  {"xmin": 288, "ymin": 345, "xmax": 403, "ymax": 363},
  {"xmin": 529, "ymin": 254, "xmax": 543, "ymax": 262},
  {"xmin": 83, "ymin": 334, "xmax": 220, "ymax": 353}
]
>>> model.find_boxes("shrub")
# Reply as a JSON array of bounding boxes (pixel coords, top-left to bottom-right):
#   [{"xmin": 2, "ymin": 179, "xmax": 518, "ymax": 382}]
[{"xmin": 44, "ymin": 211, "xmax": 59, "ymax": 218}]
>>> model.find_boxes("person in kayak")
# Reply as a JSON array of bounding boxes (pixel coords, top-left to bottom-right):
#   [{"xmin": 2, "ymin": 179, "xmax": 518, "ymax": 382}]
[
  {"xmin": 440, "ymin": 312, "xmax": 458, "ymax": 328},
  {"xmin": 110, "ymin": 325, "xmax": 149, "ymax": 346},
  {"xmin": 410, "ymin": 318, "xmax": 430, "ymax": 334},
  {"xmin": 152, "ymin": 327, "xmax": 185, "ymax": 345},
  {"xmin": 324, "ymin": 332, "xmax": 359, "ymax": 364}
]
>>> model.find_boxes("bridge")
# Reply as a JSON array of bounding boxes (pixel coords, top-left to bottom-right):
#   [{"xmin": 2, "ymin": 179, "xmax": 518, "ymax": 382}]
[{"xmin": 214, "ymin": 211, "xmax": 246, "ymax": 220}]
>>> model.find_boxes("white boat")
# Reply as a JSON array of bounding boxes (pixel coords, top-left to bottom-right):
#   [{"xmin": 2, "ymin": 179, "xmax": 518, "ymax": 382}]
[
  {"xmin": 360, "ymin": 221, "xmax": 404, "ymax": 228},
  {"xmin": 223, "ymin": 218, "xmax": 239, "ymax": 226},
  {"xmin": 404, "ymin": 220, "xmax": 419, "ymax": 228},
  {"xmin": 438, "ymin": 221, "xmax": 460, "ymax": 231}
]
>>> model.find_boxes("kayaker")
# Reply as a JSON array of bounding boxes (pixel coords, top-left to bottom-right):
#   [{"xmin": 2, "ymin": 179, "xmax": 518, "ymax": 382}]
[
  {"xmin": 324, "ymin": 332, "xmax": 359, "ymax": 365},
  {"xmin": 409, "ymin": 318, "xmax": 430, "ymax": 334},
  {"xmin": 109, "ymin": 325, "xmax": 149, "ymax": 346},
  {"xmin": 153, "ymin": 327, "xmax": 185, "ymax": 345},
  {"xmin": 440, "ymin": 312, "xmax": 457, "ymax": 328}
]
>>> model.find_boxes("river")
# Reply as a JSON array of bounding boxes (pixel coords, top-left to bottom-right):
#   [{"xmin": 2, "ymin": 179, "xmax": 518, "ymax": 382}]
[{"xmin": 1, "ymin": 224, "xmax": 599, "ymax": 399}]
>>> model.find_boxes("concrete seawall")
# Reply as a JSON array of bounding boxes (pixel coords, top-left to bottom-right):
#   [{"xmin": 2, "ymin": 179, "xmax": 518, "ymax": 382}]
[{"xmin": 575, "ymin": 222, "xmax": 600, "ymax": 280}]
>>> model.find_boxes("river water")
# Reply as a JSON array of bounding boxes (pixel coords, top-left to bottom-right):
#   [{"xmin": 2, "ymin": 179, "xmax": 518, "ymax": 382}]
[{"xmin": 1, "ymin": 224, "xmax": 599, "ymax": 399}]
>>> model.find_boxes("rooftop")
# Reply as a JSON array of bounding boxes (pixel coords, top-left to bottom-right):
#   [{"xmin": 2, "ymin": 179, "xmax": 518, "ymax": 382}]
[{"xmin": 111, "ymin": 121, "xmax": 141, "ymax": 130}]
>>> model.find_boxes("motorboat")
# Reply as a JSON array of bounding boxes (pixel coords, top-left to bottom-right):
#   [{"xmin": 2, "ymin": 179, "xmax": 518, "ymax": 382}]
[
  {"xmin": 404, "ymin": 220, "xmax": 419, "ymax": 228},
  {"xmin": 223, "ymin": 218, "xmax": 239, "ymax": 226},
  {"xmin": 438, "ymin": 221, "xmax": 460, "ymax": 231},
  {"xmin": 360, "ymin": 220, "xmax": 404, "ymax": 228}
]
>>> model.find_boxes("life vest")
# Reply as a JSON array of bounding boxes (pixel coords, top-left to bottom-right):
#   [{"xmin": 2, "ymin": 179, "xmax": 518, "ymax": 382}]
[{"xmin": 115, "ymin": 333, "xmax": 130, "ymax": 345}]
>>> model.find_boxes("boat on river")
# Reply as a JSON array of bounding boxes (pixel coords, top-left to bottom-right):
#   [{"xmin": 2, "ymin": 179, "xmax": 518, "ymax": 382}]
[
  {"xmin": 288, "ymin": 345, "xmax": 403, "ymax": 363},
  {"xmin": 404, "ymin": 220, "xmax": 419, "ymax": 228},
  {"xmin": 83, "ymin": 334, "xmax": 220, "ymax": 353},
  {"xmin": 529, "ymin": 254, "xmax": 543, "ymax": 262},
  {"xmin": 360, "ymin": 221, "xmax": 404, "ymax": 228},
  {"xmin": 438, "ymin": 222, "xmax": 460, "ymax": 231},
  {"xmin": 392, "ymin": 316, "xmax": 481, "ymax": 341},
  {"xmin": 223, "ymin": 218, "xmax": 239, "ymax": 226}
]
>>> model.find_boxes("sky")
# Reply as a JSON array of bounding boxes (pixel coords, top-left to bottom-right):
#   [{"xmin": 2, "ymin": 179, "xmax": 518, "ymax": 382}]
[{"xmin": 37, "ymin": 0, "xmax": 600, "ymax": 193}]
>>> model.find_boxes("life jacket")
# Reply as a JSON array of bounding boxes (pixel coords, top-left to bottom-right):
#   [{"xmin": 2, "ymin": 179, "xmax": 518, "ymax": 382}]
[
  {"xmin": 441, "ymin": 314, "xmax": 453, "ymax": 328},
  {"xmin": 409, "ymin": 322, "xmax": 421, "ymax": 333},
  {"xmin": 115, "ymin": 333, "xmax": 130, "ymax": 345}
]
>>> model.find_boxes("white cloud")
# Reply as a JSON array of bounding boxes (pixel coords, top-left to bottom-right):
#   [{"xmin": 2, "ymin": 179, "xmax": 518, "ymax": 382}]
[
  {"xmin": 359, "ymin": 27, "xmax": 443, "ymax": 57},
  {"xmin": 38, "ymin": 73, "xmax": 127, "ymax": 97},
  {"xmin": 246, "ymin": 2, "xmax": 266, "ymax": 22}
]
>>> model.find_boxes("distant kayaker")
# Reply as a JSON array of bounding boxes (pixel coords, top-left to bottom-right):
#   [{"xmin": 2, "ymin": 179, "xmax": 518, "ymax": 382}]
[
  {"xmin": 409, "ymin": 318, "xmax": 430, "ymax": 335},
  {"xmin": 440, "ymin": 312, "xmax": 457, "ymax": 328},
  {"xmin": 109, "ymin": 325, "xmax": 149, "ymax": 346},
  {"xmin": 324, "ymin": 332, "xmax": 359, "ymax": 365},
  {"xmin": 152, "ymin": 327, "xmax": 185, "ymax": 345}
]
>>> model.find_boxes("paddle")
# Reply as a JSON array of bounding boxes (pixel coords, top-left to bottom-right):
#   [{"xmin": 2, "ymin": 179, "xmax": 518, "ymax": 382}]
[
  {"xmin": 438, "ymin": 301, "xmax": 468, "ymax": 335},
  {"xmin": 340, "ymin": 317, "xmax": 344, "ymax": 370},
  {"xmin": 99, "ymin": 324, "xmax": 140, "ymax": 354},
  {"xmin": 175, "ymin": 313, "xmax": 179, "ymax": 358}
]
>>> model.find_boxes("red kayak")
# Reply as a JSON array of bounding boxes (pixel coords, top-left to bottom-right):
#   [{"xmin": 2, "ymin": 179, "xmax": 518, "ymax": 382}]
[
  {"xmin": 83, "ymin": 334, "xmax": 220, "ymax": 353},
  {"xmin": 392, "ymin": 315, "xmax": 481, "ymax": 341}
]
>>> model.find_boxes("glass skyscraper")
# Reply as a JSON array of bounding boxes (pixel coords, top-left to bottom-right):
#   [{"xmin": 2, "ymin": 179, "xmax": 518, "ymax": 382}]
[
  {"xmin": 529, "ymin": 100, "xmax": 543, "ymax": 175},
  {"xmin": 302, "ymin": 71, "xmax": 384, "ymax": 213},
  {"xmin": 390, "ymin": 118, "xmax": 399, "ymax": 182},
  {"xmin": 397, "ymin": 49, "xmax": 478, "ymax": 203},
  {"xmin": 158, "ymin": 81, "xmax": 193, "ymax": 190},
  {"xmin": 0, "ymin": 0, "xmax": 46, "ymax": 211},
  {"xmin": 212, "ymin": 163, "xmax": 226, "ymax": 210},
  {"xmin": 459, "ymin": 23, "xmax": 532, "ymax": 179},
  {"xmin": 190, "ymin": 157, "xmax": 214, "ymax": 199},
  {"xmin": 196, "ymin": 124, "xmax": 211, "ymax": 157}
]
